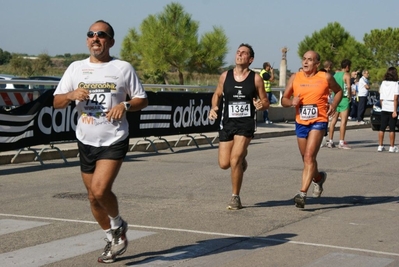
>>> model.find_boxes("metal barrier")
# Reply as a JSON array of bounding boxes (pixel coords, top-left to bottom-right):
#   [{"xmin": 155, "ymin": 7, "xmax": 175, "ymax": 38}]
[
  {"xmin": 0, "ymin": 79, "xmax": 285, "ymax": 107},
  {"xmin": 0, "ymin": 79, "xmax": 285, "ymax": 164}
]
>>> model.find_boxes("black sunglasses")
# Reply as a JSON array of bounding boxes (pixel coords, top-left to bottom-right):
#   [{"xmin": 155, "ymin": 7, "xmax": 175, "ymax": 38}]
[{"xmin": 87, "ymin": 31, "xmax": 112, "ymax": 39}]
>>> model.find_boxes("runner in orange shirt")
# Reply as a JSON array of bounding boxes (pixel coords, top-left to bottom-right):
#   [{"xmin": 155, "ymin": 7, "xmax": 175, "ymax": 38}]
[{"xmin": 281, "ymin": 51, "xmax": 342, "ymax": 208}]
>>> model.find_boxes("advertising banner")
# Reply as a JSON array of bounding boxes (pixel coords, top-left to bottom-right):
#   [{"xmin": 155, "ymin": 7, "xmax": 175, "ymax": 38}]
[{"xmin": 0, "ymin": 90, "xmax": 219, "ymax": 152}]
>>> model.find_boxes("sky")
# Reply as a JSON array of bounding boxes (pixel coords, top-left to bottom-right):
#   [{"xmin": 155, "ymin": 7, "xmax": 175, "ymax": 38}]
[{"xmin": 1, "ymin": 0, "xmax": 398, "ymax": 72}]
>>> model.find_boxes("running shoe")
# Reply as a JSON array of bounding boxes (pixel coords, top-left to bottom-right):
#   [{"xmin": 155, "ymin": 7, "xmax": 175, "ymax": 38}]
[
  {"xmin": 377, "ymin": 146, "xmax": 385, "ymax": 152},
  {"xmin": 338, "ymin": 142, "xmax": 351, "ymax": 149},
  {"xmin": 111, "ymin": 219, "xmax": 129, "ymax": 256},
  {"xmin": 98, "ymin": 239, "xmax": 115, "ymax": 263},
  {"xmin": 294, "ymin": 192, "xmax": 306, "ymax": 209},
  {"xmin": 227, "ymin": 195, "xmax": 243, "ymax": 210},
  {"xmin": 327, "ymin": 141, "xmax": 335, "ymax": 148},
  {"xmin": 389, "ymin": 146, "xmax": 399, "ymax": 153},
  {"xmin": 312, "ymin": 171, "xmax": 327, "ymax": 198}
]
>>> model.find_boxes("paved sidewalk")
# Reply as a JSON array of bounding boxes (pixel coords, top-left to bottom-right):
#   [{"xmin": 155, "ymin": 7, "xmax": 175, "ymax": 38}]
[{"xmin": 0, "ymin": 118, "xmax": 371, "ymax": 165}]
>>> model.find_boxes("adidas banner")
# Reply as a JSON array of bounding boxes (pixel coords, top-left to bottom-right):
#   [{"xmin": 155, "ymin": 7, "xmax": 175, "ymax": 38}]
[{"xmin": 0, "ymin": 90, "xmax": 219, "ymax": 152}]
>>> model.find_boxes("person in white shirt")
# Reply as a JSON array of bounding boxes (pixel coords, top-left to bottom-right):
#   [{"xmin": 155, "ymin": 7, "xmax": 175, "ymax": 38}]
[
  {"xmin": 356, "ymin": 70, "xmax": 370, "ymax": 124},
  {"xmin": 53, "ymin": 20, "xmax": 148, "ymax": 263},
  {"xmin": 377, "ymin": 67, "xmax": 399, "ymax": 153}
]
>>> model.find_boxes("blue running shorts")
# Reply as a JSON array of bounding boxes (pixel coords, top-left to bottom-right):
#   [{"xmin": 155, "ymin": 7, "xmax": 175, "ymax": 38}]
[{"xmin": 295, "ymin": 122, "xmax": 328, "ymax": 138}]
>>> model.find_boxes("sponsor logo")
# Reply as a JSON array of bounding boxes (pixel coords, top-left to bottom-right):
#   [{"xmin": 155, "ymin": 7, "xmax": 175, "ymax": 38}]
[
  {"xmin": 38, "ymin": 106, "xmax": 78, "ymax": 134},
  {"xmin": 173, "ymin": 99, "xmax": 214, "ymax": 128},
  {"xmin": 233, "ymin": 89, "xmax": 246, "ymax": 99},
  {"xmin": 78, "ymin": 82, "xmax": 116, "ymax": 90}
]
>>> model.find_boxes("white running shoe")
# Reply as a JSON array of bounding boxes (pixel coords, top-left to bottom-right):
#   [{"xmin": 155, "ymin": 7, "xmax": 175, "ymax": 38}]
[{"xmin": 312, "ymin": 172, "xmax": 327, "ymax": 198}]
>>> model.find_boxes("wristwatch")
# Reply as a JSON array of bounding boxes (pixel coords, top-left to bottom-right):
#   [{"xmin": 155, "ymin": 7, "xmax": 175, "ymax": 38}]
[{"xmin": 121, "ymin": 101, "xmax": 131, "ymax": 111}]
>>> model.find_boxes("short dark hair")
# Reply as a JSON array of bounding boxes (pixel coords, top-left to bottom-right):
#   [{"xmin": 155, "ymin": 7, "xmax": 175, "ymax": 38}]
[
  {"xmin": 93, "ymin": 19, "xmax": 114, "ymax": 38},
  {"xmin": 238, "ymin": 43, "xmax": 254, "ymax": 58},
  {"xmin": 263, "ymin": 62, "xmax": 270, "ymax": 69},
  {"xmin": 341, "ymin": 59, "xmax": 351, "ymax": 69}
]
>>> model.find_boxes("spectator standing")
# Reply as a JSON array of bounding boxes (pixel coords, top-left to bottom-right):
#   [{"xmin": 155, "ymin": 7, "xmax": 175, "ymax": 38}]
[
  {"xmin": 377, "ymin": 67, "xmax": 399, "ymax": 153},
  {"xmin": 326, "ymin": 59, "xmax": 352, "ymax": 149},
  {"xmin": 281, "ymin": 50, "xmax": 342, "ymax": 209},
  {"xmin": 53, "ymin": 20, "xmax": 148, "ymax": 263},
  {"xmin": 349, "ymin": 75, "xmax": 359, "ymax": 120},
  {"xmin": 260, "ymin": 62, "xmax": 275, "ymax": 124},
  {"xmin": 357, "ymin": 70, "xmax": 370, "ymax": 124},
  {"xmin": 319, "ymin": 60, "xmax": 333, "ymax": 148},
  {"xmin": 208, "ymin": 43, "xmax": 269, "ymax": 210}
]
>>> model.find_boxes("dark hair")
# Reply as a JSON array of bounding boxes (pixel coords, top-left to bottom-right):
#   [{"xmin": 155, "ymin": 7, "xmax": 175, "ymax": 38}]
[
  {"xmin": 341, "ymin": 59, "xmax": 351, "ymax": 69},
  {"xmin": 238, "ymin": 43, "xmax": 254, "ymax": 58},
  {"xmin": 93, "ymin": 19, "xmax": 114, "ymax": 38},
  {"xmin": 383, "ymin": 67, "xmax": 398, "ymax": 81},
  {"xmin": 263, "ymin": 62, "xmax": 270, "ymax": 69}
]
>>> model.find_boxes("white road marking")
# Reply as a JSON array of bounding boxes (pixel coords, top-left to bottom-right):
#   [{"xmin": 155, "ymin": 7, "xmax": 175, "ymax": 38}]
[
  {"xmin": 0, "ymin": 229, "xmax": 155, "ymax": 267},
  {"xmin": 303, "ymin": 252, "xmax": 394, "ymax": 267},
  {"xmin": 1, "ymin": 213, "xmax": 398, "ymax": 259},
  {"xmin": 0, "ymin": 219, "xmax": 49, "ymax": 235}
]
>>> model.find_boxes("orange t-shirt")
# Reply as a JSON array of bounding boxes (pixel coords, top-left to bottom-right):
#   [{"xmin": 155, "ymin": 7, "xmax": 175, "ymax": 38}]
[{"xmin": 292, "ymin": 71, "xmax": 329, "ymax": 125}]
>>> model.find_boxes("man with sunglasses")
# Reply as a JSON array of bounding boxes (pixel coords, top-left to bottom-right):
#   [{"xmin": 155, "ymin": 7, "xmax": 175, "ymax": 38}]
[{"xmin": 53, "ymin": 20, "xmax": 148, "ymax": 263}]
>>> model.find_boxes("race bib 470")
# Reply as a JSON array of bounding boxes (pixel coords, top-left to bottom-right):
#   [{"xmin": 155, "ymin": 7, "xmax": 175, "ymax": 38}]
[{"xmin": 299, "ymin": 104, "xmax": 318, "ymax": 120}]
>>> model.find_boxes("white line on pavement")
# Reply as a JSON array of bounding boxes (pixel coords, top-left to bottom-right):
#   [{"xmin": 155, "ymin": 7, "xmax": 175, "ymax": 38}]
[{"xmin": 1, "ymin": 213, "xmax": 398, "ymax": 258}]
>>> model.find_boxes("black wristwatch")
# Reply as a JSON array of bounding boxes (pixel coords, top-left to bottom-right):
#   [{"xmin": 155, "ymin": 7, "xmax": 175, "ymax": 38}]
[{"xmin": 122, "ymin": 101, "xmax": 131, "ymax": 111}]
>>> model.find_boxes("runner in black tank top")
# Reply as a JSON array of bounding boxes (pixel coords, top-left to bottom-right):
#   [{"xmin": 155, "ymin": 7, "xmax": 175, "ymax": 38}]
[
  {"xmin": 220, "ymin": 69, "xmax": 257, "ymax": 137},
  {"xmin": 208, "ymin": 43, "xmax": 269, "ymax": 210}
]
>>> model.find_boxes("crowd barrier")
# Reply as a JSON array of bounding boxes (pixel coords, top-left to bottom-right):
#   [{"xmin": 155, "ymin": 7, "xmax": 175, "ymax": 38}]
[{"xmin": 0, "ymin": 79, "xmax": 286, "ymax": 164}]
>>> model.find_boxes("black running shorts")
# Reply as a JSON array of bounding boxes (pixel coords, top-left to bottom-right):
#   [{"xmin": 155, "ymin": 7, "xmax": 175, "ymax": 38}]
[
  {"xmin": 77, "ymin": 137, "xmax": 129, "ymax": 173},
  {"xmin": 218, "ymin": 127, "xmax": 254, "ymax": 142}
]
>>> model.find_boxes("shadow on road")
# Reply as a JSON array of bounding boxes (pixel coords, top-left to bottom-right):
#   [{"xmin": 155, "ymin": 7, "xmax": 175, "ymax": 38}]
[
  {"xmin": 253, "ymin": 195, "xmax": 399, "ymax": 211},
  {"xmin": 123, "ymin": 233, "xmax": 297, "ymax": 266}
]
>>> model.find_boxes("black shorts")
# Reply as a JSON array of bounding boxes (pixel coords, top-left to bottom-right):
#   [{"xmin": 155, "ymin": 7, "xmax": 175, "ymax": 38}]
[
  {"xmin": 219, "ymin": 127, "xmax": 254, "ymax": 142},
  {"xmin": 77, "ymin": 137, "xmax": 129, "ymax": 173},
  {"xmin": 380, "ymin": 111, "xmax": 398, "ymax": 132}
]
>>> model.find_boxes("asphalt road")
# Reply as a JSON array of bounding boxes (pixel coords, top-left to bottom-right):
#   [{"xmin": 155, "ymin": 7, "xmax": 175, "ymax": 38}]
[{"xmin": 0, "ymin": 127, "xmax": 398, "ymax": 267}]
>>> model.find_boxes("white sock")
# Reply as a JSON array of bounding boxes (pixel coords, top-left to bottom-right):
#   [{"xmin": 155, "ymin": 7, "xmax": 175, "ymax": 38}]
[
  {"xmin": 104, "ymin": 229, "xmax": 113, "ymax": 241},
  {"xmin": 109, "ymin": 215, "xmax": 122, "ymax": 229},
  {"xmin": 339, "ymin": 140, "xmax": 344, "ymax": 145}
]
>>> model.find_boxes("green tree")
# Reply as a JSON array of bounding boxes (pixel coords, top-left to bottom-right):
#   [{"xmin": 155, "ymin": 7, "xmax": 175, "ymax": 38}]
[
  {"xmin": 9, "ymin": 54, "xmax": 33, "ymax": 76},
  {"xmin": 363, "ymin": 27, "xmax": 399, "ymax": 68},
  {"xmin": 120, "ymin": 28, "xmax": 142, "ymax": 71},
  {"xmin": 120, "ymin": 2, "xmax": 228, "ymax": 84},
  {"xmin": 0, "ymin": 49, "xmax": 12, "ymax": 65},
  {"xmin": 298, "ymin": 22, "xmax": 373, "ymax": 71},
  {"xmin": 189, "ymin": 26, "xmax": 228, "ymax": 74},
  {"xmin": 33, "ymin": 53, "xmax": 53, "ymax": 74}
]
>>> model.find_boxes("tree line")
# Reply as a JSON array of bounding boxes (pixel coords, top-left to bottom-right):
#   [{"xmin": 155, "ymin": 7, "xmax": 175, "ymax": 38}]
[{"xmin": 1, "ymin": 2, "xmax": 398, "ymax": 85}]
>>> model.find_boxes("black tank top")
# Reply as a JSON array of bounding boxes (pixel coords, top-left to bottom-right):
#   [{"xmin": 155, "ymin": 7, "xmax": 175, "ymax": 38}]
[{"xmin": 220, "ymin": 69, "xmax": 257, "ymax": 130}]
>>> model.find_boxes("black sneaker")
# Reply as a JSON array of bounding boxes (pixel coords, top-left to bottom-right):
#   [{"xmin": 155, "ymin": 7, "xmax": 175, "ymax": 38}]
[
  {"xmin": 98, "ymin": 238, "xmax": 115, "ymax": 263},
  {"xmin": 111, "ymin": 220, "xmax": 128, "ymax": 256},
  {"xmin": 294, "ymin": 192, "xmax": 306, "ymax": 208}
]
